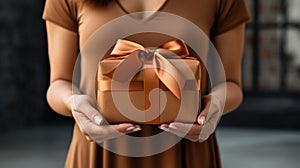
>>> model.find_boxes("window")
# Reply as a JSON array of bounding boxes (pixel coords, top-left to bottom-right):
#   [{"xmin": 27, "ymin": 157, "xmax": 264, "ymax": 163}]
[{"xmin": 243, "ymin": 0, "xmax": 300, "ymax": 92}]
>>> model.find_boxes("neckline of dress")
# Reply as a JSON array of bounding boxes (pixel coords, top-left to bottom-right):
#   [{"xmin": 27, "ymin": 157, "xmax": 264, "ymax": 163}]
[{"xmin": 115, "ymin": 0, "xmax": 169, "ymax": 21}]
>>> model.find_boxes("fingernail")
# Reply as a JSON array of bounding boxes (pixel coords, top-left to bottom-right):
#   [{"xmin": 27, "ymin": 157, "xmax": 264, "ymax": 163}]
[
  {"xmin": 159, "ymin": 126, "xmax": 166, "ymax": 130},
  {"xmin": 94, "ymin": 116, "xmax": 102, "ymax": 125},
  {"xmin": 169, "ymin": 125, "xmax": 177, "ymax": 130},
  {"xmin": 132, "ymin": 127, "xmax": 142, "ymax": 132},
  {"xmin": 199, "ymin": 116, "xmax": 206, "ymax": 125},
  {"xmin": 126, "ymin": 126, "xmax": 136, "ymax": 131}
]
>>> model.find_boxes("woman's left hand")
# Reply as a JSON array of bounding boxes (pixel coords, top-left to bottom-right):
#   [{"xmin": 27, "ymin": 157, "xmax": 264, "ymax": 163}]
[{"xmin": 159, "ymin": 96, "xmax": 222, "ymax": 142}]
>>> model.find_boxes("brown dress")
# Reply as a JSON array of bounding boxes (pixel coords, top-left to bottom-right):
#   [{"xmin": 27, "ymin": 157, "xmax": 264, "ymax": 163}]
[{"xmin": 43, "ymin": 0, "xmax": 250, "ymax": 167}]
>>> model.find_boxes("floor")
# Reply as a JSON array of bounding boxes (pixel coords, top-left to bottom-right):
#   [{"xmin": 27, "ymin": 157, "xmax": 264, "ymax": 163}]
[{"xmin": 0, "ymin": 124, "xmax": 300, "ymax": 168}]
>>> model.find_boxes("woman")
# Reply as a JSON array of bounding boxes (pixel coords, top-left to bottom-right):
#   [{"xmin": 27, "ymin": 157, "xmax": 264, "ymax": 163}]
[{"xmin": 43, "ymin": 0, "xmax": 250, "ymax": 167}]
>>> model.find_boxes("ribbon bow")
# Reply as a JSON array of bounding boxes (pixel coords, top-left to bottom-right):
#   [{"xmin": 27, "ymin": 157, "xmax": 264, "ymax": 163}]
[{"xmin": 105, "ymin": 39, "xmax": 190, "ymax": 99}]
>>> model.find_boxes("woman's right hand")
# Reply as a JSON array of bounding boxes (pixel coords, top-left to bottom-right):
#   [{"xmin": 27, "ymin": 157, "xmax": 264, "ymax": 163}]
[{"xmin": 69, "ymin": 94, "xmax": 142, "ymax": 143}]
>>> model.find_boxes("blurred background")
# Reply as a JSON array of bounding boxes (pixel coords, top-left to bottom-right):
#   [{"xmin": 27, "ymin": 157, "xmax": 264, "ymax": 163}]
[{"xmin": 0, "ymin": 0, "xmax": 300, "ymax": 168}]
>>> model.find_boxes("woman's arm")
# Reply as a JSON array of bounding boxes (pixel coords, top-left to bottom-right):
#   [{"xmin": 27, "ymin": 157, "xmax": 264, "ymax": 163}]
[
  {"xmin": 159, "ymin": 23, "xmax": 246, "ymax": 142},
  {"xmin": 210, "ymin": 23, "xmax": 245, "ymax": 115},
  {"xmin": 45, "ymin": 21, "xmax": 142, "ymax": 142},
  {"xmin": 45, "ymin": 21, "xmax": 79, "ymax": 117}
]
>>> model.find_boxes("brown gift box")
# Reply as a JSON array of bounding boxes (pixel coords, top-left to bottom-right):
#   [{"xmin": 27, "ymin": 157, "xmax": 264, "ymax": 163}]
[{"xmin": 96, "ymin": 57, "xmax": 201, "ymax": 125}]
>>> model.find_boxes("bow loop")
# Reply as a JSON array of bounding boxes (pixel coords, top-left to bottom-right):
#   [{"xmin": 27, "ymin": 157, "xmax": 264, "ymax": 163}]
[
  {"xmin": 159, "ymin": 39, "xmax": 189, "ymax": 58},
  {"xmin": 111, "ymin": 39, "xmax": 144, "ymax": 56}
]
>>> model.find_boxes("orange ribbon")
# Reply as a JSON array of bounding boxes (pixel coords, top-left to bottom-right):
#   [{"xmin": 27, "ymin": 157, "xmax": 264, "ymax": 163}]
[{"xmin": 104, "ymin": 39, "xmax": 191, "ymax": 100}]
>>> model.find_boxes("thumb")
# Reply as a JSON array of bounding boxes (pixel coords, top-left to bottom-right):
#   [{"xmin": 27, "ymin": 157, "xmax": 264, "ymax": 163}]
[
  {"xmin": 197, "ymin": 96, "xmax": 213, "ymax": 125},
  {"xmin": 197, "ymin": 107, "xmax": 208, "ymax": 126},
  {"xmin": 197, "ymin": 99, "xmax": 220, "ymax": 125},
  {"xmin": 72, "ymin": 95, "xmax": 103, "ymax": 126}
]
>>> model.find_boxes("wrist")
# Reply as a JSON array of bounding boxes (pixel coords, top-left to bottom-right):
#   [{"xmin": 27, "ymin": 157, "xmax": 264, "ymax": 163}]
[
  {"xmin": 64, "ymin": 95, "xmax": 74, "ymax": 112},
  {"xmin": 64, "ymin": 84, "xmax": 82, "ymax": 112},
  {"xmin": 202, "ymin": 94, "xmax": 222, "ymax": 114}
]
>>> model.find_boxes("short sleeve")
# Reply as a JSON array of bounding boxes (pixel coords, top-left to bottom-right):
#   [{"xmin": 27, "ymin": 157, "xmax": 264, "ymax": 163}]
[
  {"xmin": 42, "ymin": 0, "xmax": 78, "ymax": 32},
  {"xmin": 211, "ymin": 0, "xmax": 251, "ymax": 36}
]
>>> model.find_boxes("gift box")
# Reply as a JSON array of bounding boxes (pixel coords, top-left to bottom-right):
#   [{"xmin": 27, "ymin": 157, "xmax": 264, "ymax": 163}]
[{"xmin": 96, "ymin": 39, "xmax": 201, "ymax": 124}]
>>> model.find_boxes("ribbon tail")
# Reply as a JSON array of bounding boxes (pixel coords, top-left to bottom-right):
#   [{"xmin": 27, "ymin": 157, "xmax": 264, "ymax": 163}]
[{"xmin": 153, "ymin": 52, "xmax": 186, "ymax": 99}]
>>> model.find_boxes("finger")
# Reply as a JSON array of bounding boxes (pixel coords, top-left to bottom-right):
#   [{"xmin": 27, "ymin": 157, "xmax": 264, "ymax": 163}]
[
  {"xmin": 159, "ymin": 124, "xmax": 202, "ymax": 142},
  {"xmin": 159, "ymin": 124, "xmax": 169, "ymax": 129},
  {"xmin": 198, "ymin": 112, "xmax": 220, "ymax": 142},
  {"xmin": 72, "ymin": 110, "xmax": 89, "ymax": 134},
  {"xmin": 73, "ymin": 109, "xmax": 142, "ymax": 142},
  {"xmin": 73, "ymin": 110, "xmax": 109, "ymax": 143},
  {"xmin": 197, "ymin": 102, "xmax": 220, "ymax": 125},
  {"xmin": 159, "ymin": 122, "xmax": 202, "ymax": 137},
  {"xmin": 72, "ymin": 108, "xmax": 103, "ymax": 137},
  {"xmin": 74, "ymin": 104, "xmax": 103, "ymax": 126},
  {"xmin": 197, "ymin": 100, "xmax": 210, "ymax": 125},
  {"xmin": 170, "ymin": 122, "xmax": 203, "ymax": 136},
  {"xmin": 88, "ymin": 123, "xmax": 142, "ymax": 142},
  {"xmin": 85, "ymin": 106, "xmax": 103, "ymax": 126},
  {"xmin": 72, "ymin": 95, "xmax": 103, "ymax": 126},
  {"xmin": 78, "ymin": 124, "xmax": 136, "ymax": 143},
  {"xmin": 133, "ymin": 124, "xmax": 142, "ymax": 131},
  {"xmin": 74, "ymin": 111, "xmax": 107, "ymax": 142},
  {"xmin": 159, "ymin": 124, "xmax": 186, "ymax": 138},
  {"xmin": 197, "ymin": 115, "xmax": 206, "ymax": 126},
  {"xmin": 206, "ymin": 109, "xmax": 221, "ymax": 126},
  {"xmin": 111, "ymin": 123, "xmax": 142, "ymax": 133}
]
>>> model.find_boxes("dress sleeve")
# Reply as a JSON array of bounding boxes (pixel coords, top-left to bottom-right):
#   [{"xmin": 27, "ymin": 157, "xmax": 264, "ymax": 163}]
[
  {"xmin": 211, "ymin": 0, "xmax": 251, "ymax": 37},
  {"xmin": 42, "ymin": 0, "xmax": 78, "ymax": 32}
]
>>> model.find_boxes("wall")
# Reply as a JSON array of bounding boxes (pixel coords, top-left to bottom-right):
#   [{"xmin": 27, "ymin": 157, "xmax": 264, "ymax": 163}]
[{"xmin": 0, "ymin": 0, "xmax": 54, "ymax": 131}]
